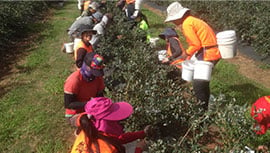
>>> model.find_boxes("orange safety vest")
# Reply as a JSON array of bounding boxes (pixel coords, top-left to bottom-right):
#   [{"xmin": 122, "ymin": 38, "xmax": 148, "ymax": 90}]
[
  {"xmin": 83, "ymin": 0, "xmax": 91, "ymax": 11},
  {"xmin": 126, "ymin": 0, "xmax": 135, "ymax": 4},
  {"xmin": 181, "ymin": 16, "xmax": 221, "ymax": 61},
  {"xmin": 74, "ymin": 40, "xmax": 93, "ymax": 60},
  {"xmin": 167, "ymin": 37, "xmax": 185, "ymax": 69},
  {"xmin": 71, "ymin": 131, "xmax": 117, "ymax": 153}
]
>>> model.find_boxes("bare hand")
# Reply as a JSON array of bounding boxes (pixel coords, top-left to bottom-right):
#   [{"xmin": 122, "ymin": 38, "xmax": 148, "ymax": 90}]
[{"xmin": 162, "ymin": 58, "xmax": 169, "ymax": 63}]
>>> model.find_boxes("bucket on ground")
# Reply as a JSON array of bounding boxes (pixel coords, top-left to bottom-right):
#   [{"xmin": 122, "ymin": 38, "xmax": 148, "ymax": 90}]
[
  {"xmin": 158, "ymin": 50, "xmax": 167, "ymax": 61},
  {"xmin": 64, "ymin": 42, "xmax": 74, "ymax": 54},
  {"xmin": 181, "ymin": 60, "xmax": 195, "ymax": 82},
  {"xmin": 193, "ymin": 61, "xmax": 213, "ymax": 81},
  {"xmin": 216, "ymin": 30, "xmax": 237, "ymax": 59}
]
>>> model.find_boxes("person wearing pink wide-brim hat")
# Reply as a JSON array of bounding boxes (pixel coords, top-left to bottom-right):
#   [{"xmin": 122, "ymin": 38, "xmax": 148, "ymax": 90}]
[{"xmin": 77, "ymin": 97, "xmax": 154, "ymax": 153}]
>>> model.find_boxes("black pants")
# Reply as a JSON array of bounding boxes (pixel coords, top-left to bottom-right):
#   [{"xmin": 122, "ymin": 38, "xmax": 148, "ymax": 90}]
[
  {"xmin": 192, "ymin": 79, "xmax": 210, "ymax": 110},
  {"xmin": 126, "ymin": 3, "xmax": 135, "ymax": 19}
]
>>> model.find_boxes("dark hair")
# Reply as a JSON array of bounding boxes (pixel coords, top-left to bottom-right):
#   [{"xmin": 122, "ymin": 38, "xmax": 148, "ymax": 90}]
[
  {"xmin": 137, "ymin": 12, "xmax": 149, "ymax": 28},
  {"xmin": 80, "ymin": 114, "xmax": 126, "ymax": 153},
  {"xmin": 180, "ymin": 10, "xmax": 191, "ymax": 24}
]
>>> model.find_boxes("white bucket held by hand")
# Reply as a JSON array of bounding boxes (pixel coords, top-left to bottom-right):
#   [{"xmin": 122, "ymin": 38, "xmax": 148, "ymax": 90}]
[
  {"xmin": 158, "ymin": 50, "xmax": 167, "ymax": 61},
  {"xmin": 181, "ymin": 60, "xmax": 195, "ymax": 82},
  {"xmin": 64, "ymin": 42, "xmax": 74, "ymax": 54},
  {"xmin": 216, "ymin": 30, "xmax": 237, "ymax": 59},
  {"xmin": 193, "ymin": 61, "xmax": 213, "ymax": 81}
]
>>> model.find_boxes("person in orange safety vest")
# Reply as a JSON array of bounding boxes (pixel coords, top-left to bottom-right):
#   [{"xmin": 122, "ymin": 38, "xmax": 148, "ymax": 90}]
[
  {"xmin": 165, "ymin": 2, "xmax": 221, "ymax": 110},
  {"xmin": 70, "ymin": 97, "xmax": 154, "ymax": 153},
  {"xmin": 71, "ymin": 113, "xmax": 125, "ymax": 153},
  {"xmin": 159, "ymin": 27, "xmax": 186, "ymax": 69},
  {"xmin": 74, "ymin": 26, "xmax": 96, "ymax": 68}
]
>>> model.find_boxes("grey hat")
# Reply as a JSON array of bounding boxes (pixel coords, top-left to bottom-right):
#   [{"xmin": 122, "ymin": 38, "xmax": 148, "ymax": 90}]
[
  {"xmin": 92, "ymin": 11, "xmax": 103, "ymax": 22},
  {"xmin": 79, "ymin": 25, "xmax": 97, "ymax": 36},
  {"xmin": 89, "ymin": 2, "xmax": 100, "ymax": 10}
]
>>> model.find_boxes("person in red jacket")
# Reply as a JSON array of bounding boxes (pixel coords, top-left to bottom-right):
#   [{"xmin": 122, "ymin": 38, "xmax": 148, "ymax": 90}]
[
  {"xmin": 64, "ymin": 52, "xmax": 105, "ymax": 126},
  {"xmin": 82, "ymin": 97, "xmax": 153, "ymax": 153},
  {"xmin": 251, "ymin": 96, "xmax": 270, "ymax": 135},
  {"xmin": 165, "ymin": 2, "xmax": 221, "ymax": 110}
]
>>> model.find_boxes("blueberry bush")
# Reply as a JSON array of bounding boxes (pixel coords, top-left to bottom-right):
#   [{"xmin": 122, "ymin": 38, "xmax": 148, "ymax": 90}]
[
  {"xmin": 0, "ymin": 1, "xmax": 51, "ymax": 52},
  {"xmin": 151, "ymin": 0, "xmax": 270, "ymax": 58},
  {"xmin": 95, "ymin": 3, "xmax": 267, "ymax": 152}
]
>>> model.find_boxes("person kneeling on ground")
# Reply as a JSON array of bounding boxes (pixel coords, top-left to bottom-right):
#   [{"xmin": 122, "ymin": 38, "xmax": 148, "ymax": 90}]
[
  {"xmin": 74, "ymin": 26, "xmax": 96, "ymax": 68},
  {"xmin": 158, "ymin": 27, "xmax": 186, "ymax": 69},
  {"xmin": 71, "ymin": 112, "xmax": 125, "ymax": 153},
  {"xmin": 64, "ymin": 52, "xmax": 105, "ymax": 126},
  {"xmin": 79, "ymin": 97, "xmax": 154, "ymax": 153},
  {"xmin": 132, "ymin": 11, "xmax": 150, "ymax": 42},
  {"xmin": 90, "ymin": 13, "xmax": 113, "ymax": 49},
  {"xmin": 67, "ymin": 11, "xmax": 103, "ymax": 42},
  {"xmin": 80, "ymin": 1, "xmax": 100, "ymax": 18}
]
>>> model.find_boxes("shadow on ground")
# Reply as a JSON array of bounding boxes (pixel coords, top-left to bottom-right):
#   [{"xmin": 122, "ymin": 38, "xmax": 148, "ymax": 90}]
[{"xmin": 0, "ymin": 10, "xmax": 54, "ymax": 98}]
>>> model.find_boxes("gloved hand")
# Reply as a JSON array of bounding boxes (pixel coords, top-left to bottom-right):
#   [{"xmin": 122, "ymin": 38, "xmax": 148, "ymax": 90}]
[
  {"xmin": 131, "ymin": 10, "xmax": 139, "ymax": 19},
  {"xmin": 144, "ymin": 125, "xmax": 155, "ymax": 138}
]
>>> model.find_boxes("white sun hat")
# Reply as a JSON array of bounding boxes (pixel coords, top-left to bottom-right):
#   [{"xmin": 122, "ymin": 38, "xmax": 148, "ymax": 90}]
[{"xmin": 165, "ymin": 2, "xmax": 190, "ymax": 23}]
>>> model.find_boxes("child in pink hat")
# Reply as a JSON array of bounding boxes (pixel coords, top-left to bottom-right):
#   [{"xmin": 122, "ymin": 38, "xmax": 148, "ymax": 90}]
[{"xmin": 251, "ymin": 96, "xmax": 270, "ymax": 135}]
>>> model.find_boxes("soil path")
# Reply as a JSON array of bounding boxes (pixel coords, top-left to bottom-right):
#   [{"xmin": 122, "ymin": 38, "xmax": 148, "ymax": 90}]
[{"xmin": 143, "ymin": 3, "xmax": 270, "ymax": 89}]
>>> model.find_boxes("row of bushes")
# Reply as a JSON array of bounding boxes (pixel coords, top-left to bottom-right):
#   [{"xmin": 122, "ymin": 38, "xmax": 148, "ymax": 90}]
[
  {"xmin": 95, "ymin": 2, "xmax": 266, "ymax": 152},
  {"xmin": 0, "ymin": 2, "xmax": 52, "ymax": 52},
  {"xmin": 151, "ymin": 0, "xmax": 270, "ymax": 58}
]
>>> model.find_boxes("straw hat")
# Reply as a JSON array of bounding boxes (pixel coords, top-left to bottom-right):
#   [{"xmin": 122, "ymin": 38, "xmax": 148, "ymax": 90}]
[{"xmin": 164, "ymin": 2, "xmax": 190, "ymax": 23}]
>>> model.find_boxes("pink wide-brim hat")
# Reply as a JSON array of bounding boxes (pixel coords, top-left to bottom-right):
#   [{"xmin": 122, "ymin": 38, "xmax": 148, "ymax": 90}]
[{"xmin": 85, "ymin": 97, "xmax": 133, "ymax": 121}]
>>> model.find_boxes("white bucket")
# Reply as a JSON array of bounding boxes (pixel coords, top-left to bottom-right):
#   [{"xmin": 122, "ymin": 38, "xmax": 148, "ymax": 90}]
[
  {"xmin": 64, "ymin": 42, "xmax": 74, "ymax": 54},
  {"xmin": 216, "ymin": 30, "xmax": 236, "ymax": 39},
  {"xmin": 73, "ymin": 38, "xmax": 82, "ymax": 50},
  {"xmin": 181, "ymin": 60, "xmax": 195, "ymax": 82},
  {"xmin": 216, "ymin": 30, "xmax": 237, "ymax": 59},
  {"xmin": 158, "ymin": 50, "xmax": 167, "ymax": 61},
  {"xmin": 193, "ymin": 61, "xmax": 213, "ymax": 81},
  {"xmin": 218, "ymin": 42, "xmax": 237, "ymax": 58}
]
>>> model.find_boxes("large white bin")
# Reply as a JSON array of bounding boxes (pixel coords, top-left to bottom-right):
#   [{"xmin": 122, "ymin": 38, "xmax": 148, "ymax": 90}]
[
  {"xmin": 216, "ymin": 30, "xmax": 237, "ymax": 59},
  {"xmin": 181, "ymin": 60, "xmax": 195, "ymax": 82},
  {"xmin": 193, "ymin": 61, "xmax": 213, "ymax": 81}
]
